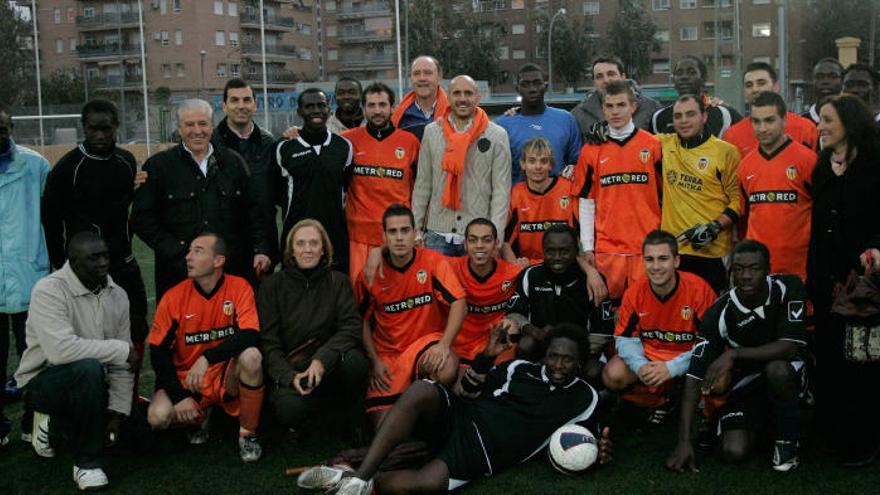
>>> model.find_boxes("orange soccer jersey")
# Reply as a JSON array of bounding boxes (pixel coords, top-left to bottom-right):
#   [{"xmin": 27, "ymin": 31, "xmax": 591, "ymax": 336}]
[
  {"xmin": 449, "ymin": 256, "xmax": 522, "ymax": 362},
  {"xmin": 505, "ymin": 176, "xmax": 578, "ymax": 263},
  {"xmin": 615, "ymin": 271, "xmax": 717, "ymax": 362},
  {"xmin": 357, "ymin": 248, "xmax": 465, "ymax": 355},
  {"xmin": 724, "ymin": 112, "xmax": 819, "ymax": 157},
  {"xmin": 148, "ymin": 275, "xmax": 260, "ymax": 378},
  {"xmin": 737, "ymin": 139, "xmax": 816, "ymax": 280},
  {"xmin": 573, "ymin": 129, "xmax": 663, "ymax": 254},
  {"xmin": 342, "ymin": 126, "xmax": 420, "ymax": 246}
]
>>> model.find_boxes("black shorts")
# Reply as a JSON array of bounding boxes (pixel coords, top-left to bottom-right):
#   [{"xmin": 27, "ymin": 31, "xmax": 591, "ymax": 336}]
[
  {"xmin": 715, "ymin": 361, "xmax": 804, "ymax": 435},
  {"xmin": 432, "ymin": 383, "xmax": 492, "ymax": 490}
]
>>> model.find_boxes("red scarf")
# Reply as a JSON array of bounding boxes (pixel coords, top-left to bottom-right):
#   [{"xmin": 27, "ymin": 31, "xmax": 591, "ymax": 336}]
[
  {"xmin": 391, "ymin": 88, "xmax": 449, "ymax": 127},
  {"xmin": 439, "ymin": 107, "xmax": 489, "ymax": 210}
]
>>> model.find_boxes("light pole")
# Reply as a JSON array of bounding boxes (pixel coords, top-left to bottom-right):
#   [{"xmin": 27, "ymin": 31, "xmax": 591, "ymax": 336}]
[
  {"xmin": 199, "ymin": 50, "xmax": 206, "ymax": 100},
  {"xmin": 548, "ymin": 8, "xmax": 566, "ymax": 94}
]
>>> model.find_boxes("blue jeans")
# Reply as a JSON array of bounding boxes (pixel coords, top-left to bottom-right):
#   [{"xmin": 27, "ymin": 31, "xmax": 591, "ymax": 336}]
[{"xmin": 424, "ymin": 231, "xmax": 466, "ymax": 257}]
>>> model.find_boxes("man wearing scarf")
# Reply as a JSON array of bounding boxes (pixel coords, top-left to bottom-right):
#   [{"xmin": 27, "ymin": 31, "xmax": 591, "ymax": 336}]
[
  {"xmin": 392, "ymin": 56, "xmax": 449, "ymax": 141},
  {"xmin": 412, "ymin": 75, "xmax": 511, "ymax": 257}
]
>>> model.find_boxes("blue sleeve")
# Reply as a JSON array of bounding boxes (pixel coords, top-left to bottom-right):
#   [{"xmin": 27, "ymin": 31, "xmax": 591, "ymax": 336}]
[
  {"xmin": 665, "ymin": 350, "xmax": 693, "ymax": 377},
  {"xmin": 615, "ymin": 336, "xmax": 649, "ymax": 375},
  {"xmin": 566, "ymin": 114, "xmax": 582, "ymax": 165}
]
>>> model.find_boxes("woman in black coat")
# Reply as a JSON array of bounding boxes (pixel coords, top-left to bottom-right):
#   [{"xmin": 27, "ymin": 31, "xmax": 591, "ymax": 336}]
[{"xmin": 808, "ymin": 94, "xmax": 880, "ymax": 466}]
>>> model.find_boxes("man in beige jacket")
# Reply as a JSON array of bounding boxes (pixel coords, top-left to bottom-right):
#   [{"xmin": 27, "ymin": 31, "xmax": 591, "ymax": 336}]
[
  {"xmin": 412, "ymin": 75, "xmax": 512, "ymax": 257},
  {"xmin": 15, "ymin": 231, "xmax": 139, "ymax": 491}
]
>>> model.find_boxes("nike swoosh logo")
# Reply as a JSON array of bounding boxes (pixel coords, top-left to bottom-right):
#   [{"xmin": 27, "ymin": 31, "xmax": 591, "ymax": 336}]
[
  {"xmin": 184, "ymin": 314, "xmax": 197, "ymax": 320},
  {"xmin": 356, "ymin": 152, "xmax": 366, "ymax": 156},
  {"xmin": 521, "ymin": 207, "xmax": 530, "ymax": 212},
  {"xmin": 638, "ymin": 312, "xmax": 650, "ymax": 317},
  {"xmin": 600, "ymin": 158, "xmax": 610, "ymax": 164},
  {"xmin": 746, "ymin": 174, "xmax": 756, "ymax": 180}
]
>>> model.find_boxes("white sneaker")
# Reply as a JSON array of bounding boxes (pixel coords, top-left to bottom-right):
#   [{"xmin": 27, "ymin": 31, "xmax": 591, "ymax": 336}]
[
  {"xmin": 32, "ymin": 411, "xmax": 55, "ymax": 458},
  {"xmin": 73, "ymin": 465, "xmax": 109, "ymax": 491},
  {"xmin": 334, "ymin": 476, "xmax": 373, "ymax": 495},
  {"xmin": 187, "ymin": 411, "xmax": 211, "ymax": 445},
  {"xmin": 238, "ymin": 434, "xmax": 262, "ymax": 463},
  {"xmin": 296, "ymin": 464, "xmax": 354, "ymax": 490}
]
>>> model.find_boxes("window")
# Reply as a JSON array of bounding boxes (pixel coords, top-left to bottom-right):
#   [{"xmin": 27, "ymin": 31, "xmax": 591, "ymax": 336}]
[
  {"xmin": 176, "ymin": 63, "xmax": 185, "ymax": 77},
  {"xmin": 175, "ymin": 30, "xmax": 183, "ymax": 46},
  {"xmin": 161, "ymin": 31, "xmax": 169, "ymax": 47},
  {"xmin": 512, "ymin": 0, "xmax": 525, "ymax": 8},
  {"xmin": 680, "ymin": 0, "xmax": 697, "ymax": 8},
  {"xmin": 231, "ymin": 63, "xmax": 240, "ymax": 77},
  {"xmin": 161, "ymin": 63, "xmax": 171, "ymax": 78},
  {"xmin": 327, "ymin": 25, "xmax": 337, "ymax": 37},
  {"xmin": 652, "ymin": 0, "xmax": 671, "ymax": 10},
  {"xmin": 229, "ymin": 32, "xmax": 238, "ymax": 48},
  {"xmin": 67, "ymin": 7, "xmax": 75, "ymax": 23},
  {"xmin": 325, "ymin": 1, "xmax": 337, "ymax": 12},
  {"xmin": 301, "ymin": 24, "xmax": 312, "ymax": 35},
  {"xmin": 680, "ymin": 26, "xmax": 698, "ymax": 41},
  {"xmin": 217, "ymin": 64, "xmax": 227, "ymax": 77},
  {"xmin": 653, "ymin": 59, "xmax": 671, "ymax": 73},
  {"xmin": 160, "ymin": 0, "xmax": 167, "ymax": 15},
  {"xmin": 720, "ymin": 0, "xmax": 732, "ymax": 6},
  {"xmin": 511, "ymin": 24, "xmax": 525, "ymax": 35},
  {"xmin": 752, "ymin": 22, "xmax": 771, "ymax": 37},
  {"xmin": 55, "ymin": 38, "xmax": 63, "ymax": 54},
  {"xmin": 498, "ymin": 46, "xmax": 509, "ymax": 59},
  {"xmin": 69, "ymin": 38, "xmax": 77, "ymax": 51},
  {"xmin": 512, "ymin": 49, "xmax": 526, "ymax": 59},
  {"xmin": 215, "ymin": 31, "xmax": 226, "ymax": 46},
  {"xmin": 753, "ymin": 56, "xmax": 772, "ymax": 64},
  {"xmin": 703, "ymin": 22, "xmax": 715, "ymax": 39},
  {"xmin": 173, "ymin": 0, "xmax": 182, "ymax": 13},
  {"xmin": 53, "ymin": 8, "xmax": 61, "ymax": 24},
  {"xmin": 228, "ymin": 1, "xmax": 237, "ymax": 16},
  {"xmin": 300, "ymin": 48, "xmax": 312, "ymax": 60},
  {"xmin": 752, "ymin": 0, "xmax": 770, "ymax": 3},
  {"xmin": 327, "ymin": 49, "xmax": 338, "ymax": 60},
  {"xmin": 655, "ymin": 29, "xmax": 670, "ymax": 42},
  {"xmin": 583, "ymin": 1, "xmax": 600, "ymax": 15},
  {"xmin": 719, "ymin": 21, "xmax": 733, "ymax": 39},
  {"xmin": 214, "ymin": 1, "xmax": 224, "ymax": 15}
]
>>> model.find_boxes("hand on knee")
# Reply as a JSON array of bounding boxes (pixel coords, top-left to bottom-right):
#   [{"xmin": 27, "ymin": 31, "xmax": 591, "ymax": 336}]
[{"xmin": 147, "ymin": 403, "xmax": 174, "ymax": 430}]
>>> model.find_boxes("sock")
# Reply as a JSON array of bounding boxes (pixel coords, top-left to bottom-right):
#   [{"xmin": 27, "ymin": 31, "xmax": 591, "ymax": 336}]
[
  {"xmin": 773, "ymin": 395, "xmax": 800, "ymax": 443},
  {"xmin": 238, "ymin": 382, "xmax": 264, "ymax": 434}
]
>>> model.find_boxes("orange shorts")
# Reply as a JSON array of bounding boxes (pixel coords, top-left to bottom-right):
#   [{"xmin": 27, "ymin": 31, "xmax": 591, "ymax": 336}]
[
  {"xmin": 175, "ymin": 359, "xmax": 240, "ymax": 418},
  {"xmin": 366, "ymin": 332, "xmax": 443, "ymax": 413},
  {"xmin": 454, "ymin": 335, "xmax": 515, "ymax": 365},
  {"xmin": 349, "ymin": 240, "xmax": 380, "ymax": 280},
  {"xmin": 596, "ymin": 252, "xmax": 643, "ymax": 302}
]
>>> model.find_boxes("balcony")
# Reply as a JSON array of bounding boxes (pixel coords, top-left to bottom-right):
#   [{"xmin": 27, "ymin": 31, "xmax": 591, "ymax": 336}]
[
  {"xmin": 76, "ymin": 13, "xmax": 140, "ymax": 32},
  {"xmin": 241, "ymin": 43, "xmax": 299, "ymax": 58},
  {"xmin": 77, "ymin": 44, "xmax": 142, "ymax": 61},
  {"xmin": 338, "ymin": 28, "xmax": 394, "ymax": 44},
  {"xmin": 244, "ymin": 70, "xmax": 297, "ymax": 86},
  {"xmin": 87, "ymin": 74, "xmax": 142, "ymax": 91},
  {"xmin": 338, "ymin": 55, "xmax": 396, "ymax": 70},
  {"xmin": 240, "ymin": 13, "xmax": 295, "ymax": 30},
  {"xmin": 336, "ymin": 5, "xmax": 392, "ymax": 20}
]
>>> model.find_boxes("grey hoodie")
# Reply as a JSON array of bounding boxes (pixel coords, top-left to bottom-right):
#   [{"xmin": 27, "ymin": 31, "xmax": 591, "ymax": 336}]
[{"xmin": 570, "ymin": 80, "xmax": 661, "ymax": 139}]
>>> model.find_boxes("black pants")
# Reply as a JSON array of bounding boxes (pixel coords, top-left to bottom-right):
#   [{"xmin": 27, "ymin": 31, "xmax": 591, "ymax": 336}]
[
  {"xmin": 679, "ymin": 255, "xmax": 728, "ymax": 294},
  {"xmin": 110, "ymin": 259, "xmax": 149, "ymax": 343},
  {"xmin": 24, "ymin": 359, "xmax": 107, "ymax": 468},
  {"xmin": 269, "ymin": 349, "xmax": 368, "ymax": 429},
  {"xmin": 0, "ymin": 311, "xmax": 27, "ymax": 408}
]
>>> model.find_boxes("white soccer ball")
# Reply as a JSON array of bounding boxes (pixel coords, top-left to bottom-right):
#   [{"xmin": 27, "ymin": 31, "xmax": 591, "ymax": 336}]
[{"xmin": 547, "ymin": 424, "xmax": 598, "ymax": 475}]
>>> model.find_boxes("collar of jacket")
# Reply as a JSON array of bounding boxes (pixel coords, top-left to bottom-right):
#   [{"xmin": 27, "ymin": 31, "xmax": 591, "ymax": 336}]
[
  {"xmin": 283, "ymin": 262, "xmax": 330, "ymax": 282},
  {"xmin": 59, "ymin": 261, "xmax": 118, "ymax": 297},
  {"xmin": 217, "ymin": 117, "xmax": 263, "ymax": 145}
]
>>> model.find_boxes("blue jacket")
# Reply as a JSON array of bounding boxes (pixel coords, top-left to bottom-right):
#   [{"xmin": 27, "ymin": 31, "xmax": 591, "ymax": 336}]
[{"xmin": 0, "ymin": 140, "xmax": 50, "ymax": 313}]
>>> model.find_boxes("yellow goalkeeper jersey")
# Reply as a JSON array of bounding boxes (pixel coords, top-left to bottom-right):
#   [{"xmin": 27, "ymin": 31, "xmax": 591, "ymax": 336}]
[{"xmin": 659, "ymin": 133, "xmax": 741, "ymax": 258}]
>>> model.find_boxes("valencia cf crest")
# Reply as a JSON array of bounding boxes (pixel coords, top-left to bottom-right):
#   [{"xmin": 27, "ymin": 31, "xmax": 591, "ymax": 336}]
[
  {"xmin": 696, "ymin": 157, "xmax": 709, "ymax": 172},
  {"xmin": 639, "ymin": 148, "xmax": 651, "ymax": 164},
  {"xmin": 666, "ymin": 170, "xmax": 678, "ymax": 185},
  {"xmin": 501, "ymin": 280, "xmax": 512, "ymax": 292},
  {"xmin": 786, "ymin": 165, "xmax": 798, "ymax": 181},
  {"xmin": 223, "ymin": 300, "xmax": 234, "ymax": 316},
  {"xmin": 681, "ymin": 305, "xmax": 692, "ymax": 321},
  {"xmin": 416, "ymin": 269, "xmax": 428, "ymax": 284},
  {"xmin": 395, "ymin": 147, "xmax": 405, "ymax": 160},
  {"xmin": 559, "ymin": 196, "xmax": 570, "ymax": 210}
]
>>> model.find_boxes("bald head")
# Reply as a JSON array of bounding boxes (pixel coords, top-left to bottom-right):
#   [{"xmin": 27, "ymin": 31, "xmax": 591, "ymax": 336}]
[{"xmin": 449, "ymin": 75, "xmax": 480, "ymax": 120}]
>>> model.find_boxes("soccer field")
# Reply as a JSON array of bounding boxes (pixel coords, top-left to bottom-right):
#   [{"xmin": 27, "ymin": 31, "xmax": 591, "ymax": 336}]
[{"xmin": 2, "ymin": 239, "xmax": 878, "ymax": 494}]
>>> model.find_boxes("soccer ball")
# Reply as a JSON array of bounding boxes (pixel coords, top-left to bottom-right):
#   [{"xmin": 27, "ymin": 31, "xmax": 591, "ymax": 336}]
[{"xmin": 547, "ymin": 424, "xmax": 598, "ymax": 475}]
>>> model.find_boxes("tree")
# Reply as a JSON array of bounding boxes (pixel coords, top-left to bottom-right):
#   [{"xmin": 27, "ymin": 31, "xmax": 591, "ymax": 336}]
[
  {"xmin": 806, "ymin": 0, "xmax": 877, "ymax": 65},
  {"xmin": 405, "ymin": 0, "xmax": 502, "ymax": 85},
  {"xmin": 0, "ymin": 2, "xmax": 36, "ymax": 107},
  {"xmin": 22, "ymin": 72, "xmax": 86, "ymax": 106},
  {"xmin": 536, "ymin": 11, "xmax": 599, "ymax": 89},
  {"xmin": 606, "ymin": 0, "xmax": 660, "ymax": 82}
]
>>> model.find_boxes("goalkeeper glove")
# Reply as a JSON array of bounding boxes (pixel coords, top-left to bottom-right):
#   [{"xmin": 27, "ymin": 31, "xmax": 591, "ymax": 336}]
[
  {"xmin": 584, "ymin": 121, "xmax": 610, "ymax": 145},
  {"xmin": 677, "ymin": 220, "xmax": 722, "ymax": 250}
]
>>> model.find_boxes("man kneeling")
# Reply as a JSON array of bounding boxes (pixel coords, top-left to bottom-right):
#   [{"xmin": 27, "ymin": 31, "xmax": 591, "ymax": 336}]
[
  {"xmin": 147, "ymin": 233, "xmax": 265, "ymax": 462},
  {"xmin": 299, "ymin": 323, "xmax": 611, "ymax": 494}
]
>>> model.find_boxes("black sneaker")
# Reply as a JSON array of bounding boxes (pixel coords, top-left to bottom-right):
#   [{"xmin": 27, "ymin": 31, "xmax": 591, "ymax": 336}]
[
  {"xmin": 646, "ymin": 404, "xmax": 671, "ymax": 426},
  {"xmin": 772, "ymin": 440, "xmax": 799, "ymax": 472}
]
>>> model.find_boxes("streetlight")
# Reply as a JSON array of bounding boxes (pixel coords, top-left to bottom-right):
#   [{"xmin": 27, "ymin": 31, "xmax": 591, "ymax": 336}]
[
  {"xmin": 199, "ymin": 50, "xmax": 206, "ymax": 100},
  {"xmin": 548, "ymin": 8, "xmax": 566, "ymax": 94}
]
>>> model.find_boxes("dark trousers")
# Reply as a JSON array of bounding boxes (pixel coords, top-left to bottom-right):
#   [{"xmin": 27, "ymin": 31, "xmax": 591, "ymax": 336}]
[
  {"xmin": 269, "ymin": 349, "xmax": 369, "ymax": 429},
  {"xmin": 110, "ymin": 259, "xmax": 149, "ymax": 343},
  {"xmin": 24, "ymin": 359, "xmax": 107, "ymax": 468},
  {"xmin": 679, "ymin": 254, "xmax": 728, "ymax": 294},
  {"xmin": 0, "ymin": 312, "xmax": 27, "ymax": 408}
]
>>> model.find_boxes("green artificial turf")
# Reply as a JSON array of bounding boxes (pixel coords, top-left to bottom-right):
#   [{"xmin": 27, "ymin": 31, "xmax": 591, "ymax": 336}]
[{"xmin": 2, "ymin": 239, "xmax": 878, "ymax": 494}]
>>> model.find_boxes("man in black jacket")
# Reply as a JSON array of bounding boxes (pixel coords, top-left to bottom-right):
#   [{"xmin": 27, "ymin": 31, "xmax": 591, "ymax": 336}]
[
  {"xmin": 131, "ymin": 99, "xmax": 272, "ymax": 299},
  {"xmin": 42, "ymin": 99, "xmax": 149, "ymax": 348},
  {"xmin": 212, "ymin": 79, "xmax": 278, "ymax": 261}
]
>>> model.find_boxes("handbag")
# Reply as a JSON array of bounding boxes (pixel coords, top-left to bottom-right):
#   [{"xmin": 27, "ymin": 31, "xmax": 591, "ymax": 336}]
[{"xmin": 831, "ymin": 270, "xmax": 880, "ymax": 362}]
